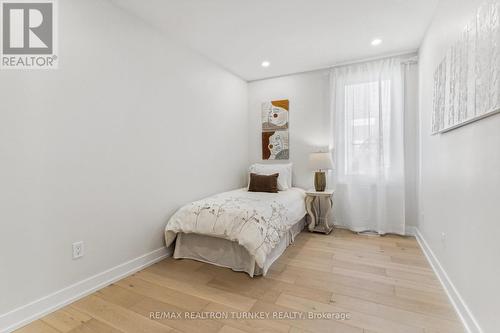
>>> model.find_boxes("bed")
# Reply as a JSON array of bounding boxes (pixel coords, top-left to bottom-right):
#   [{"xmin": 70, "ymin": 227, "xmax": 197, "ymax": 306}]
[{"xmin": 164, "ymin": 186, "xmax": 306, "ymax": 277}]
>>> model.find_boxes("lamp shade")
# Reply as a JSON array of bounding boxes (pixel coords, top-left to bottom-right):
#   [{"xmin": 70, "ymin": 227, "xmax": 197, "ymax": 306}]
[{"xmin": 308, "ymin": 152, "xmax": 333, "ymax": 171}]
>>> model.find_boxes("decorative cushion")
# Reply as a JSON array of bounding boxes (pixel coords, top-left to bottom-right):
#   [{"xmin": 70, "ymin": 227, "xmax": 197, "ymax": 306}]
[
  {"xmin": 248, "ymin": 173, "xmax": 279, "ymax": 193},
  {"xmin": 248, "ymin": 163, "xmax": 292, "ymax": 190}
]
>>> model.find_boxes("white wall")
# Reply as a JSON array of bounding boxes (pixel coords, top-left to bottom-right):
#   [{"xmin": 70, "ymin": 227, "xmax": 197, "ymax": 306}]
[
  {"xmin": 0, "ymin": 0, "xmax": 247, "ymax": 319},
  {"xmin": 248, "ymin": 65, "xmax": 419, "ymax": 226},
  {"xmin": 418, "ymin": 0, "xmax": 500, "ymax": 332}
]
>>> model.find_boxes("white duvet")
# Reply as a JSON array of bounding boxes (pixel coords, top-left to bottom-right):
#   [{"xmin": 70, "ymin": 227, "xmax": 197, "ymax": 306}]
[{"xmin": 165, "ymin": 188, "xmax": 306, "ymax": 268}]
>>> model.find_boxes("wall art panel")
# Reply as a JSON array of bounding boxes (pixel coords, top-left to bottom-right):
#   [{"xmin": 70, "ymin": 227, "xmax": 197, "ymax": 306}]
[
  {"xmin": 261, "ymin": 99, "xmax": 290, "ymax": 160},
  {"xmin": 432, "ymin": 1, "xmax": 500, "ymax": 133}
]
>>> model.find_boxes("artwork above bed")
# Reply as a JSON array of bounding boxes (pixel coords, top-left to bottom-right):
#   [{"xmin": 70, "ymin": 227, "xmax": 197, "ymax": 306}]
[
  {"xmin": 432, "ymin": 1, "xmax": 500, "ymax": 134},
  {"xmin": 262, "ymin": 99, "xmax": 289, "ymax": 159}
]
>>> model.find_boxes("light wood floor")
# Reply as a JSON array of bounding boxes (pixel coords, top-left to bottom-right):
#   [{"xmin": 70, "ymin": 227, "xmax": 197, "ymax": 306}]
[{"xmin": 15, "ymin": 229, "xmax": 464, "ymax": 333}]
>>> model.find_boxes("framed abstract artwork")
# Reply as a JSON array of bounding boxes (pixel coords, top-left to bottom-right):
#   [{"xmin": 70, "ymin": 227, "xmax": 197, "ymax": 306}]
[
  {"xmin": 432, "ymin": 1, "xmax": 500, "ymax": 134},
  {"xmin": 261, "ymin": 100, "xmax": 289, "ymax": 160},
  {"xmin": 262, "ymin": 131, "xmax": 289, "ymax": 160}
]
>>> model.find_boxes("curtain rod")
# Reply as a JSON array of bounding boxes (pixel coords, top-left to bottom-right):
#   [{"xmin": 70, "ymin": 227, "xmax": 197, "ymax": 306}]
[
  {"xmin": 249, "ymin": 50, "xmax": 418, "ymax": 82},
  {"xmin": 328, "ymin": 50, "xmax": 418, "ymax": 69}
]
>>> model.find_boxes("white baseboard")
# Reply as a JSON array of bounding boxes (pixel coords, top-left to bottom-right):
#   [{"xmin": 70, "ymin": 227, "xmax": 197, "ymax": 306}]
[
  {"xmin": 0, "ymin": 246, "xmax": 173, "ymax": 333},
  {"xmin": 413, "ymin": 228, "xmax": 483, "ymax": 333}
]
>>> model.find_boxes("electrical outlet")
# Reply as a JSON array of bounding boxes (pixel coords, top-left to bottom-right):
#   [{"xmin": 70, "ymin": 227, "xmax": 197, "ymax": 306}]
[{"xmin": 72, "ymin": 241, "xmax": 84, "ymax": 259}]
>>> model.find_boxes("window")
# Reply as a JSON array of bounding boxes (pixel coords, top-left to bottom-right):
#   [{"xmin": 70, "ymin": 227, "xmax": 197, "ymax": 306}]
[{"xmin": 344, "ymin": 80, "xmax": 391, "ymax": 176}]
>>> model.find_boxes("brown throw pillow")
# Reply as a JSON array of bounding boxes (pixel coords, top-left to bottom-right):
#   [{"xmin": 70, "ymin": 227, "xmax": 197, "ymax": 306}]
[{"xmin": 248, "ymin": 173, "xmax": 279, "ymax": 193}]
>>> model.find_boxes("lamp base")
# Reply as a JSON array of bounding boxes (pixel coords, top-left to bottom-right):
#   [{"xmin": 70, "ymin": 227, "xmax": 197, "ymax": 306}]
[{"xmin": 314, "ymin": 171, "xmax": 326, "ymax": 192}]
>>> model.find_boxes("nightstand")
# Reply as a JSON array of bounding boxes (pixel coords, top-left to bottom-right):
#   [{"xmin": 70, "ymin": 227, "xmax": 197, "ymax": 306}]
[{"xmin": 305, "ymin": 189, "xmax": 334, "ymax": 234}]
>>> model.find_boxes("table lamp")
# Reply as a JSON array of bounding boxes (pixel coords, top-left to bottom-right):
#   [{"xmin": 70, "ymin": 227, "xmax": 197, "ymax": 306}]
[{"xmin": 308, "ymin": 152, "xmax": 333, "ymax": 192}]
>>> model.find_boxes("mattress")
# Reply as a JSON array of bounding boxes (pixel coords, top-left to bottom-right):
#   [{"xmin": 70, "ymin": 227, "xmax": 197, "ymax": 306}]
[
  {"xmin": 165, "ymin": 187, "xmax": 306, "ymax": 274},
  {"xmin": 173, "ymin": 217, "xmax": 305, "ymax": 277}
]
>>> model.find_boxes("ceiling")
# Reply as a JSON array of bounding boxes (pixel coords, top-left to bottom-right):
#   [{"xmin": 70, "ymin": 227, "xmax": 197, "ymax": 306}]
[{"xmin": 112, "ymin": 0, "xmax": 439, "ymax": 81}]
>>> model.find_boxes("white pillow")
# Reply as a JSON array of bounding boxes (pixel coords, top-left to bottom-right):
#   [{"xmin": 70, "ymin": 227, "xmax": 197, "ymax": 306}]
[{"xmin": 248, "ymin": 163, "xmax": 293, "ymax": 191}]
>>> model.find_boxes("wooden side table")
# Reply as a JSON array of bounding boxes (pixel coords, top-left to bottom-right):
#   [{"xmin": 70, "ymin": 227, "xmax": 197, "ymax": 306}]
[{"xmin": 305, "ymin": 189, "xmax": 334, "ymax": 234}]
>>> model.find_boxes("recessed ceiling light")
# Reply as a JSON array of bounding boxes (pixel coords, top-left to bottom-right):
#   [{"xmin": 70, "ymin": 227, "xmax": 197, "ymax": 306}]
[
  {"xmin": 261, "ymin": 61, "xmax": 270, "ymax": 67},
  {"xmin": 371, "ymin": 38, "xmax": 382, "ymax": 46}
]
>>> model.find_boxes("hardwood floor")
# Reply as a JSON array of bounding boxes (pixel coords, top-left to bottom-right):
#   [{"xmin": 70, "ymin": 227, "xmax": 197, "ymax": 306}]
[{"xmin": 15, "ymin": 229, "xmax": 464, "ymax": 333}]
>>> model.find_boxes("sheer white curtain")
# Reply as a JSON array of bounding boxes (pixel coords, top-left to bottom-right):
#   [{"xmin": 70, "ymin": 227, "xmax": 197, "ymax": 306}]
[{"xmin": 330, "ymin": 57, "xmax": 406, "ymax": 235}]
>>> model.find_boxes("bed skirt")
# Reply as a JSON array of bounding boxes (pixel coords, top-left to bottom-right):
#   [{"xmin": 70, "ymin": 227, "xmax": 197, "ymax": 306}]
[{"xmin": 173, "ymin": 217, "xmax": 305, "ymax": 277}]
